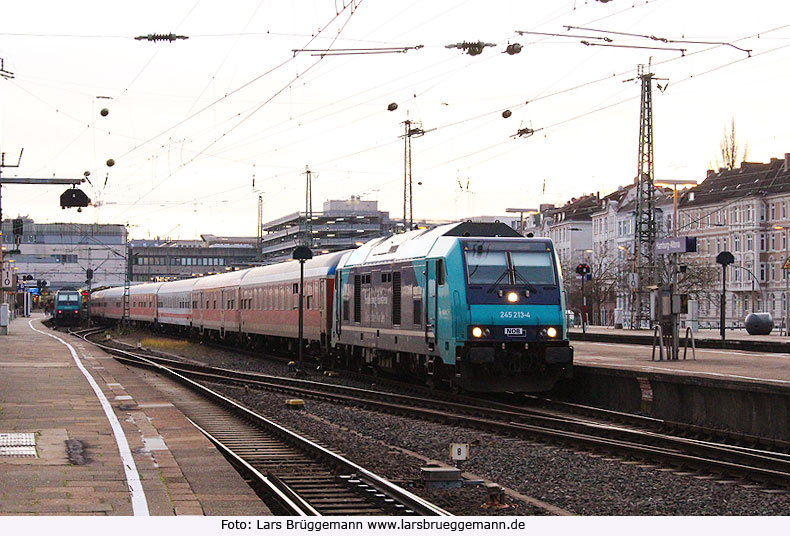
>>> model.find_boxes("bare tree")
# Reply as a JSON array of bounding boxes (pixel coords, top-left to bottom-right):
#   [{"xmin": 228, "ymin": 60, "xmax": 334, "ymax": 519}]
[{"xmin": 717, "ymin": 116, "xmax": 749, "ymax": 170}]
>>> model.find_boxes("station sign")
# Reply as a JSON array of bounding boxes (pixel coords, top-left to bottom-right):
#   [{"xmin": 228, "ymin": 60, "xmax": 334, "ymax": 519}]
[{"xmin": 656, "ymin": 236, "xmax": 697, "ymax": 255}]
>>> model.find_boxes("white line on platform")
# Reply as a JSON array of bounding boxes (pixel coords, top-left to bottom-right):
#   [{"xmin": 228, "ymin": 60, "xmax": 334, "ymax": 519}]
[{"xmin": 28, "ymin": 320, "xmax": 150, "ymax": 516}]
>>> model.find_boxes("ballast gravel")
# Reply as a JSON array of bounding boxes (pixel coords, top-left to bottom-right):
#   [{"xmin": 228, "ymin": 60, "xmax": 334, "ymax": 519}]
[{"xmin": 117, "ymin": 332, "xmax": 790, "ymax": 515}]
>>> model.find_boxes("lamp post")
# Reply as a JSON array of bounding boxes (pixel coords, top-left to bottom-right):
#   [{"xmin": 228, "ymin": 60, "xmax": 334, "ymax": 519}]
[
  {"xmin": 728, "ymin": 264, "xmax": 761, "ymax": 313},
  {"xmin": 292, "ymin": 245, "xmax": 313, "ymax": 372},
  {"xmin": 716, "ymin": 251, "xmax": 735, "ymax": 341},
  {"xmin": 654, "ymin": 179, "xmax": 698, "ymax": 238},
  {"xmin": 506, "ymin": 208, "xmax": 538, "ymax": 236},
  {"xmin": 774, "ymin": 225, "xmax": 790, "ymax": 335}
]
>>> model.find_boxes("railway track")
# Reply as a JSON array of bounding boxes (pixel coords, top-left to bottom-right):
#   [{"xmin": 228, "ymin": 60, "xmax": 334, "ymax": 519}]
[
  {"xmin": 71, "ymin": 327, "xmax": 451, "ymax": 516},
  {"xmin": 81, "ymin": 328, "xmax": 790, "ymax": 491}
]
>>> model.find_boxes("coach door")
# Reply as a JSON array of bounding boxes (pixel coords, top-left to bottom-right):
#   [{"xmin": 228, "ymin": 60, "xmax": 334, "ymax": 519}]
[{"xmin": 198, "ymin": 291, "xmax": 205, "ymax": 331}]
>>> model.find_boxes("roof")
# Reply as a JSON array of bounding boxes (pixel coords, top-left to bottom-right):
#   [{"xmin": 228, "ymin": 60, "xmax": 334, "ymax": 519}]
[
  {"xmin": 547, "ymin": 194, "xmax": 601, "ymax": 223},
  {"xmin": 241, "ymin": 250, "xmax": 348, "ymax": 287},
  {"xmin": 340, "ymin": 221, "xmax": 520, "ymax": 267},
  {"xmin": 680, "ymin": 158, "xmax": 790, "ymax": 208}
]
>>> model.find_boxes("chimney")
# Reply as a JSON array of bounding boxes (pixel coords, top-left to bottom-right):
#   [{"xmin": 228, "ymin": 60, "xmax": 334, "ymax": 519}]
[{"xmin": 785, "ymin": 153, "xmax": 790, "ymax": 172}]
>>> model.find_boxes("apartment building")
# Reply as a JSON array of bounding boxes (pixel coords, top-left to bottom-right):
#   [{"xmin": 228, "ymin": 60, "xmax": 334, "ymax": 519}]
[{"xmin": 677, "ymin": 155, "xmax": 790, "ymax": 326}]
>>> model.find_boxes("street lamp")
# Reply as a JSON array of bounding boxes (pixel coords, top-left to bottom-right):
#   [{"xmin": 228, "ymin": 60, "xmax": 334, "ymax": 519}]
[
  {"xmin": 729, "ymin": 264, "xmax": 762, "ymax": 313},
  {"xmin": 774, "ymin": 225, "xmax": 790, "ymax": 335},
  {"xmin": 506, "ymin": 208, "xmax": 538, "ymax": 236},
  {"xmin": 292, "ymin": 245, "xmax": 313, "ymax": 372},
  {"xmin": 654, "ymin": 179, "xmax": 698, "ymax": 237},
  {"xmin": 716, "ymin": 251, "xmax": 735, "ymax": 341}
]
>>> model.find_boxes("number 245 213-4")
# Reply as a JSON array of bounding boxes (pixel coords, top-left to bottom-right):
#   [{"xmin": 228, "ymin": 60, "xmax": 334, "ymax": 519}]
[{"xmin": 500, "ymin": 311, "xmax": 530, "ymax": 319}]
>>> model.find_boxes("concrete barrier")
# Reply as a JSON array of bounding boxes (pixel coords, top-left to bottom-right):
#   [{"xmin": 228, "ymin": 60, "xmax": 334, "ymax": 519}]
[{"xmin": 554, "ymin": 365, "xmax": 790, "ymax": 441}]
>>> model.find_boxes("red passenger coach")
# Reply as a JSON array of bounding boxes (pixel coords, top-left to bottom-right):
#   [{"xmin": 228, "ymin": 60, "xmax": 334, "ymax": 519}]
[
  {"xmin": 192, "ymin": 270, "xmax": 247, "ymax": 337},
  {"xmin": 128, "ymin": 282, "xmax": 164, "ymax": 323},
  {"xmin": 238, "ymin": 251, "xmax": 345, "ymax": 352},
  {"xmin": 91, "ymin": 287, "xmax": 125, "ymax": 320}
]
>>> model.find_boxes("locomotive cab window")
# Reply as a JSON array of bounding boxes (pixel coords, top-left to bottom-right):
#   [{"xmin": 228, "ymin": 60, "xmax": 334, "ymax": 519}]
[
  {"xmin": 511, "ymin": 251, "xmax": 555, "ymax": 285},
  {"xmin": 465, "ymin": 250, "xmax": 509, "ymax": 286},
  {"xmin": 464, "ymin": 242, "xmax": 556, "ymax": 287}
]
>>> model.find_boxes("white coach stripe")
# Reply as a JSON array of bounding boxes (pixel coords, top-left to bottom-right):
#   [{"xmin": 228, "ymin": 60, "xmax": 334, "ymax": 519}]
[{"xmin": 29, "ymin": 320, "xmax": 150, "ymax": 516}]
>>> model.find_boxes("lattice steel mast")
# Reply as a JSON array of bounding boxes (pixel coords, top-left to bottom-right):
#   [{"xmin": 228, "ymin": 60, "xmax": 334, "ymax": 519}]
[{"xmin": 631, "ymin": 64, "xmax": 665, "ymax": 328}]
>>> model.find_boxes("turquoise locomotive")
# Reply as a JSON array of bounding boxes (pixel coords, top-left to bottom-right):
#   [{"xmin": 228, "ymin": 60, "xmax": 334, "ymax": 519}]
[
  {"xmin": 332, "ymin": 221, "xmax": 573, "ymax": 392},
  {"xmin": 53, "ymin": 289, "xmax": 83, "ymax": 326}
]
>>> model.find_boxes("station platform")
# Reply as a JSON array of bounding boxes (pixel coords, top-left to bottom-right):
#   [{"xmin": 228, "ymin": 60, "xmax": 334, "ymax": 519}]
[
  {"xmin": 561, "ymin": 325, "xmax": 790, "ymax": 441},
  {"xmin": 0, "ymin": 314, "xmax": 271, "ymax": 516},
  {"xmin": 570, "ymin": 325, "xmax": 790, "ymax": 387},
  {"xmin": 572, "ymin": 324, "xmax": 790, "ymax": 344}
]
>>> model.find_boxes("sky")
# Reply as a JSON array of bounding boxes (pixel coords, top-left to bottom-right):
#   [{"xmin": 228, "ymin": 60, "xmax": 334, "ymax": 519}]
[{"xmin": 1, "ymin": 0, "xmax": 789, "ymax": 240}]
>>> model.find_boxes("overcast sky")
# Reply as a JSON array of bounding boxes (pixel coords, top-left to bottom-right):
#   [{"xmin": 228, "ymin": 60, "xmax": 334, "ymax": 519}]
[{"xmin": 1, "ymin": 0, "xmax": 789, "ymax": 239}]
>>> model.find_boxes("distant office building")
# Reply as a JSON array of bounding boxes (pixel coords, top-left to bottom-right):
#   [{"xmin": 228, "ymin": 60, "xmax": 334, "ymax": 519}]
[
  {"xmin": 259, "ymin": 197, "xmax": 390, "ymax": 264},
  {"xmin": 0, "ymin": 217, "xmax": 127, "ymax": 291},
  {"xmin": 129, "ymin": 235, "xmax": 258, "ymax": 282}
]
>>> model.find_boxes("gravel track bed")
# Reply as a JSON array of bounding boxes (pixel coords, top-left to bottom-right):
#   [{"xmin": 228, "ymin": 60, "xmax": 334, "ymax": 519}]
[{"xmin": 114, "ymin": 331, "xmax": 790, "ymax": 515}]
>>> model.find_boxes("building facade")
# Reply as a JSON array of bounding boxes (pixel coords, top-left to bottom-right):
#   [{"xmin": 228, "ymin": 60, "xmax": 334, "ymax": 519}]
[
  {"xmin": 129, "ymin": 237, "xmax": 258, "ymax": 282},
  {"xmin": 259, "ymin": 197, "xmax": 390, "ymax": 264},
  {"xmin": 677, "ymin": 155, "xmax": 790, "ymax": 327},
  {"xmin": 0, "ymin": 218, "xmax": 127, "ymax": 291}
]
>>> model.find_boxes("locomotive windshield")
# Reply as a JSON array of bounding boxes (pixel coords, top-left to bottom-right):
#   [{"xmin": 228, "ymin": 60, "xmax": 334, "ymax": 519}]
[
  {"xmin": 57, "ymin": 292, "xmax": 80, "ymax": 303},
  {"xmin": 464, "ymin": 241, "xmax": 556, "ymax": 287}
]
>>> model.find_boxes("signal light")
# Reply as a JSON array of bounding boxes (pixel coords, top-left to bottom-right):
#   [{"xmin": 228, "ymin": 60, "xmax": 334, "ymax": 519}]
[
  {"xmin": 575, "ymin": 263, "xmax": 591, "ymax": 276},
  {"xmin": 60, "ymin": 187, "xmax": 91, "ymax": 209}
]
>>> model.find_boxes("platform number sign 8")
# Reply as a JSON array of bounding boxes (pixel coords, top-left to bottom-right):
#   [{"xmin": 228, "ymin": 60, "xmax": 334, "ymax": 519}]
[{"xmin": 450, "ymin": 443, "xmax": 469, "ymax": 461}]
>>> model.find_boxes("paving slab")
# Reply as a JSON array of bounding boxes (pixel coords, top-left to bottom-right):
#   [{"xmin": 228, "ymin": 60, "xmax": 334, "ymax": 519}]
[{"xmin": 0, "ymin": 314, "xmax": 271, "ymax": 516}]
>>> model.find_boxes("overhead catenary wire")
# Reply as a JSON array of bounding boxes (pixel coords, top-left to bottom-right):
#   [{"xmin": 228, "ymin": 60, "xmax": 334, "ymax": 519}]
[
  {"xmin": 161, "ymin": 31, "xmax": 790, "ymax": 215},
  {"xmin": 8, "ymin": 4, "xmax": 789, "ymax": 236},
  {"xmin": 109, "ymin": 1, "xmax": 368, "ymax": 220}
]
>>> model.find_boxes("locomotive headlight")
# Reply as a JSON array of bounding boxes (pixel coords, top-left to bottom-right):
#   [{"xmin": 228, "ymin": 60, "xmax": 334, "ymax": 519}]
[
  {"xmin": 506, "ymin": 291, "xmax": 519, "ymax": 303},
  {"xmin": 472, "ymin": 326, "xmax": 483, "ymax": 338},
  {"xmin": 546, "ymin": 326, "xmax": 558, "ymax": 338}
]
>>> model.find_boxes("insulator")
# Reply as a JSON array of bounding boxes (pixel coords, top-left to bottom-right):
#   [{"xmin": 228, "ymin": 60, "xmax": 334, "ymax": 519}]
[
  {"xmin": 502, "ymin": 110, "xmax": 512, "ymax": 119},
  {"xmin": 387, "ymin": 102, "xmax": 398, "ymax": 111},
  {"xmin": 506, "ymin": 43, "xmax": 522, "ymax": 55},
  {"xmin": 467, "ymin": 43, "xmax": 483, "ymax": 56}
]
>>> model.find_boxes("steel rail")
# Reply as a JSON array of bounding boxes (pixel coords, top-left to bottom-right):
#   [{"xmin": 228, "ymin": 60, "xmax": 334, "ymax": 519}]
[
  {"xmin": 115, "ymin": 351, "xmax": 790, "ymax": 488},
  {"xmin": 76, "ymin": 332, "xmax": 452, "ymax": 516}
]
